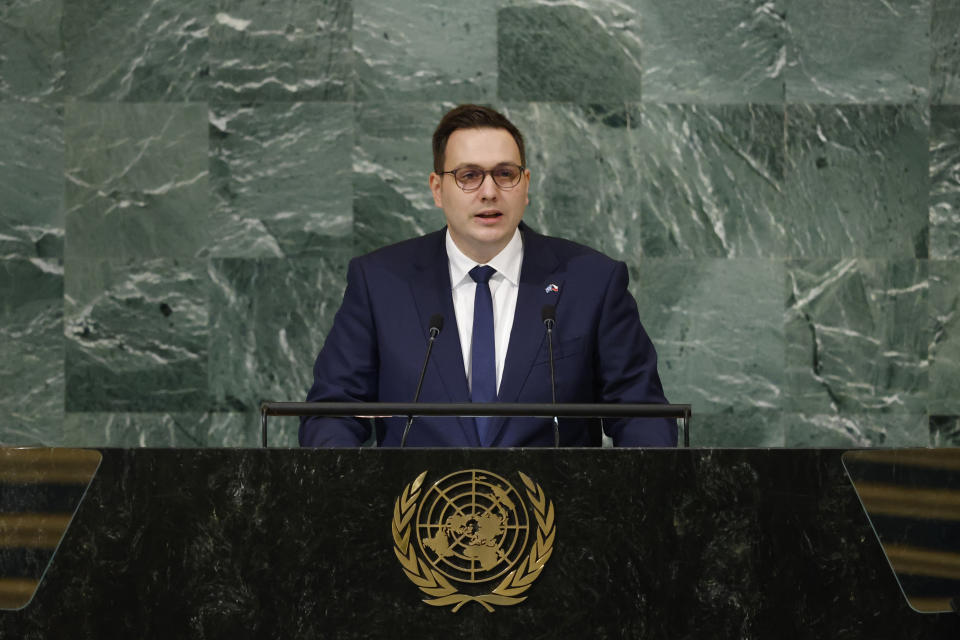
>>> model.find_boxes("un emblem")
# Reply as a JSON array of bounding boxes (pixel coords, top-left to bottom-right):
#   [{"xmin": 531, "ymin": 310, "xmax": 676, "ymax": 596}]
[{"xmin": 392, "ymin": 469, "xmax": 556, "ymax": 612}]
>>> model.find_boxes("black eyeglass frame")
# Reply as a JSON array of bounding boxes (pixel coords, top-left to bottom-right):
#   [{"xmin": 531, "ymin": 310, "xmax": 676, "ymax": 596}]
[{"xmin": 438, "ymin": 163, "xmax": 527, "ymax": 192}]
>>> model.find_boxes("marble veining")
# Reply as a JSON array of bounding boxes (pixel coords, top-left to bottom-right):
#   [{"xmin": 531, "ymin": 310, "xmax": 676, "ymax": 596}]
[
  {"xmin": 62, "ymin": 0, "xmax": 208, "ymax": 101},
  {"xmin": 209, "ymin": 0, "xmax": 352, "ymax": 101},
  {"xmin": 0, "ymin": 103, "xmax": 63, "ymax": 260},
  {"xmin": 631, "ymin": 259, "xmax": 786, "ymax": 415},
  {"xmin": 638, "ymin": 0, "xmax": 785, "ymax": 103},
  {"xmin": 498, "ymin": 3, "xmax": 642, "ymax": 102},
  {"xmin": 786, "ymin": 0, "xmax": 930, "ymax": 103},
  {"xmin": 354, "ymin": 0, "xmax": 495, "ymax": 101},
  {"xmin": 639, "ymin": 103, "xmax": 786, "ymax": 257},
  {"xmin": 0, "ymin": 258, "xmax": 64, "ymax": 446},
  {"xmin": 930, "ymin": 106, "xmax": 960, "ymax": 258},
  {"xmin": 64, "ymin": 103, "xmax": 210, "ymax": 261},
  {"xmin": 783, "ymin": 104, "xmax": 929, "ymax": 258},
  {"xmin": 64, "ymin": 258, "xmax": 209, "ymax": 412},
  {"xmin": 0, "ymin": 0, "xmax": 63, "ymax": 102},
  {"xmin": 209, "ymin": 102, "xmax": 353, "ymax": 258},
  {"xmin": 785, "ymin": 259, "xmax": 929, "ymax": 414}
]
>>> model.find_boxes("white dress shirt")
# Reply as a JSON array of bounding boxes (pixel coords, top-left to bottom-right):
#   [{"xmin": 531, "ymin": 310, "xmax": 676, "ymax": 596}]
[{"xmin": 446, "ymin": 228, "xmax": 523, "ymax": 395}]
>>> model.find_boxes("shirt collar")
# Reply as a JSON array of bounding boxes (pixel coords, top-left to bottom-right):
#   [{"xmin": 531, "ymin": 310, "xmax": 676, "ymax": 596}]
[{"xmin": 446, "ymin": 227, "xmax": 523, "ymax": 288}]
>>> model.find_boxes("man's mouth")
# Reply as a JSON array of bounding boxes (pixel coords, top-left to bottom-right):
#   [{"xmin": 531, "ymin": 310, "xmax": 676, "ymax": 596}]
[{"xmin": 475, "ymin": 211, "xmax": 503, "ymax": 219}]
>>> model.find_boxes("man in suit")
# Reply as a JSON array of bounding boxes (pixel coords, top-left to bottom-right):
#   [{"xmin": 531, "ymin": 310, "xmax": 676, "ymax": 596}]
[{"xmin": 300, "ymin": 104, "xmax": 676, "ymax": 447}]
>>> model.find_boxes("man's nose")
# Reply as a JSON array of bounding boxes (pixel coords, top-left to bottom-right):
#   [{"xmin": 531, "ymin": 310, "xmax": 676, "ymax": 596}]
[{"xmin": 477, "ymin": 172, "xmax": 499, "ymax": 199}]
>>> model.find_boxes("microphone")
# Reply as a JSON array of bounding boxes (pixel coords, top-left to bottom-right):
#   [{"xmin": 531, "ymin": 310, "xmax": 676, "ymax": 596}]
[
  {"xmin": 541, "ymin": 305, "xmax": 560, "ymax": 447},
  {"xmin": 400, "ymin": 314, "xmax": 444, "ymax": 447}
]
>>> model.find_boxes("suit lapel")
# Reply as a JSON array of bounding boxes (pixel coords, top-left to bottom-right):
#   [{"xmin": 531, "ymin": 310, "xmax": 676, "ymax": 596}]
[
  {"xmin": 409, "ymin": 229, "xmax": 478, "ymax": 445},
  {"xmin": 489, "ymin": 228, "xmax": 564, "ymax": 445}
]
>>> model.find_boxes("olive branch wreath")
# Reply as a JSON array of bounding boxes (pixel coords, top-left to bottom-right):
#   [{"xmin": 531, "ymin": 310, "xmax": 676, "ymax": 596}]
[{"xmin": 391, "ymin": 471, "xmax": 555, "ymax": 613}]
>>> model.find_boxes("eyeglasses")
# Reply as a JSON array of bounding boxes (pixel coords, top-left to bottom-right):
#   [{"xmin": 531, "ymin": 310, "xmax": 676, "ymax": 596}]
[{"xmin": 438, "ymin": 163, "xmax": 526, "ymax": 192}]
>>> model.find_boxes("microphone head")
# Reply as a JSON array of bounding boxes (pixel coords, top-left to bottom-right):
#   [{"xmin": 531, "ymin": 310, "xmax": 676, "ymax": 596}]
[
  {"xmin": 541, "ymin": 304, "xmax": 556, "ymax": 325},
  {"xmin": 428, "ymin": 313, "xmax": 444, "ymax": 335}
]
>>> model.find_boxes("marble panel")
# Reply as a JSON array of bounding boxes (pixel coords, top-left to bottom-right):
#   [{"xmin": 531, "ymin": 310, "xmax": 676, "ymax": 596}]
[
  {"xmin": 62, "ymin": 0, "xmax": 208, "ymax": 101},
  {"xmin": 0, "ymin": 0, "xmax": 62, "ymax": 101},
  {"xmin": 64, "ymin": 103, "xmax": 210, "ymax": 261},
  {"xmin": 497, "ymin": 3, "xmax": 642, "ymax": 101},
  {"xmin": 207, "ymin": 255, "xmax": 349, "ymax": 415},
  {"xmin": 209, "ymin": 102, "xmax": 352, "ymax": 258},
  {"xmin": 930, "ymin": 105, "xmax": 960, "ymax": 257},
  {"xmin": 786, "ymin": 0, "xmax": 930, "ymax": 103},
  {"xmin": 354, "ymin": 0, "xmax": 495, "ymax": 102},
  {"xmin": 784, "ymin": 413, "xmax": 930, "ymax": 447},
  {"xmin": 785, "ymin": 259, "xmax": 928, "ymax": 414},
  {"xmin": 637, "ymin": 0, "xmax": 785, "ymax": 103},
  {"xmin": 64, "ymin": 258, "xmax": 209, "ymax": 412},
  {"xmin": 639, "ymin": 103, "xmax": 786, "ymax": 258},
  {"xmin": 353, "ymin": 102, "xmax": 447, "ymax": 255},
  {"xmin": 0, "ymin": 258, "xmax": 64, "ymax": 445},
  {"xmin": 931, "ymin": 0, "xmax": 960, "ymax": 104},
  {"xmin": 930, "ymin": 415, "xmax": 960, "ymax": 446},
  {"xmin": 210, "ymin": 0, "xmax": 352, "ymax": 101},
  {"xmin": 929, "ymin": 260, "xmax": 959, "ymax": 414},
  {"xmin": 630, "ymin": 259, "xmax": 785, "ymax": 416},
  {"xmin": 691, "ymin": 410, "xmax": 786, "ymax": 447},
  {"xmin": 0, "ymin": 103, "xmax": 63, "ymax": 259},
  {"xmin": 504, "ymin": 103, "xmax": 642, "ymax": 261},
  {"xmin": 61, "ymin": 412, "xmax": 259, "ymax": 447},
  {"xmin": 783, "ymin": 105, "xmax": 929, "ymax": 258}
]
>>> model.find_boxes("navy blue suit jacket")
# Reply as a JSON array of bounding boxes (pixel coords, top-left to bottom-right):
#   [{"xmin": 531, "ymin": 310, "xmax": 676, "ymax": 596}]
[{"xmin": 299, "ymin": 224, "xmax": 676, "ymax": 447}]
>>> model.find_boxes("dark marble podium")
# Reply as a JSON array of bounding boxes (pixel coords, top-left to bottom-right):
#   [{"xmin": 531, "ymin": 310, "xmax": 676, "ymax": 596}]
[{"xmin": 2, "ymin": 449, "xmax": 957, "ymax": 639}]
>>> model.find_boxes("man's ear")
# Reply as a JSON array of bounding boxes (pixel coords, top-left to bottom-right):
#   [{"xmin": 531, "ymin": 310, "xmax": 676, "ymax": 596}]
[
  {"xmin": 524, "ymin": 168, "xmax": 531, "ymax": 206},
  {"xmin": 429, "ymin": 172, "xmax": 443, "ymax": 208}
]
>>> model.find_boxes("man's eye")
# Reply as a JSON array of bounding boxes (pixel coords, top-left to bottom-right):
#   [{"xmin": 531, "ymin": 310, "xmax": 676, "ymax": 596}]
[
  {"xmin": 495, "ymin": 167, "xmax": 517, "ymax": 179},
  {"xmin": 458, "ymin": 170, "xmax": 481, "ymax": 181}
]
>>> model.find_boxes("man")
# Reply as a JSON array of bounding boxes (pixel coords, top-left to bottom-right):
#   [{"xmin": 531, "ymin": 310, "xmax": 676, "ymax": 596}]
[{"xmin": 300, "ymin": 104, "xmax": 675, "ymax": 447}]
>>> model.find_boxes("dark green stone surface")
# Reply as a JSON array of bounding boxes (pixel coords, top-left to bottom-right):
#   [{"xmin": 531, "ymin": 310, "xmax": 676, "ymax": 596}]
[
  {"xmin": 0, "ymin": 0, "xmax": 63, "ymax": 101},
  {"xmin": 506, "ymin": 103, "xmax": 643, "ymax": 261},
  {"xmin": 785, "ymin": 259, "xmax": 928, "ymax": 414},
  {"xmin": 638, "ymin": 0, "xmax": 785, "ymax": 103},
  {"xmin": 930, "ymin": 106, "xmax": 960, "ymax": 258},
  {"xmin": 630, "ymin": 259, "xmax": 785, "ymax": 416},
  {"xmin": 0, "ymin": 2, "xmax": 957, "ymax": 446},
  {"xmin": 931, "ymin": 0, "xmax": 960, "ymax": 104},
  {"xmin": 786, "ymin": 0, "xmax": 930, "ymax": 103},
  {"xmin": 64, "ymin": 258, "xmax": 209, "ymax": 412},
  {"xmin": 639, "ymin": 104, "xmax": 786, "ymax": 257},
  {"xmin": 2, "ymin": 449, "xmax": 957, "ymax": 637},
  {"xmin": 0, "ymin": 103, "xmax": 63, "ymax": 259},
  {"xmin": 207, "ymin": 256, "xmax": 348, "ymax": 417},
  {"xmin": 0, "ymin": 258, "xmax": 64, "ymax": 445},
  {"xmin": 353, "ymin": 102, "xmax": 447, "ymax": 255},
  {"xmin": 498, "ymin": 5, "xmax": 642, "ymax": 101},
  {"xmin": 930, "ymin": 260, "xmax": 959, "ymax": 414},
  {"xmin": 209, "ymin": 0, "xmax": 352, "ymax": 101},
  {"xmin": 62, "ymin": 0, "xmax": 208, "ymax": 101},
  {"xmin": 209, "ymin": 102, "xmax": 353, "ymax": 257},
  {"xmin": 354, "ymin": 0, "xmax": 495, "ymax": 101},
  {"xmin": 783, "ymin": 105, "xmax": 929, "ymax": 258},
  {"xmin": 64, "ymin": 103, "xmax": 210, "ymax": 261}
]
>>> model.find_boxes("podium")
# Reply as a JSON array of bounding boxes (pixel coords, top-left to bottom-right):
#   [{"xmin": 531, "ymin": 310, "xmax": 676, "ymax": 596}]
[{"xmin": 1, "ymin": 448, "xmax": 957, "ymax": 638}]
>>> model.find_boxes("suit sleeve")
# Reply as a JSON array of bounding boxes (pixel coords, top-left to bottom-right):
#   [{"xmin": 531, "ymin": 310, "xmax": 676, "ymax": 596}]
[
  {"xmin": 299, "ymin": 258, "xmax": 379, "ymax": 447},
  {"xmin": 595, "ymin": 261, "xmax": 678, "ymax": 447}
]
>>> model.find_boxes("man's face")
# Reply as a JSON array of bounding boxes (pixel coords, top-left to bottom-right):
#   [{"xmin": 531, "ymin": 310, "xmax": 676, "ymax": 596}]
[{"xmin": 429, "ymin": 127, "xmax": 530, "ymax": 264}]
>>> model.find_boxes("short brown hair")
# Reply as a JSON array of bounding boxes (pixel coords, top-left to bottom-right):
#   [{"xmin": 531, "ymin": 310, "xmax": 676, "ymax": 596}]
[{"xmin": 432, "ymin": 104, "xmax": 526, "ymax": 174}]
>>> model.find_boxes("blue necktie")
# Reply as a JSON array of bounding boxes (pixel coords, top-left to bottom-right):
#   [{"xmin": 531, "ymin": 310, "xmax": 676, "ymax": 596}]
[{"xmin": 469, "ymin": 265, "xmax": 497, "ymax": 446}]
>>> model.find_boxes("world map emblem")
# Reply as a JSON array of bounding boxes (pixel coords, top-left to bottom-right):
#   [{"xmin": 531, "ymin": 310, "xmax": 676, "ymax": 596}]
[{"xmin": 391, "ymin": 469, "xmax": 556, "ymax": 612}]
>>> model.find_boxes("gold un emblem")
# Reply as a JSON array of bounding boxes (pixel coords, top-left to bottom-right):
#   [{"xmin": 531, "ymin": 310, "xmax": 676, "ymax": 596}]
[{"xmin": 392, "ymin": 469, "xmax": 556, "ymax": 612}]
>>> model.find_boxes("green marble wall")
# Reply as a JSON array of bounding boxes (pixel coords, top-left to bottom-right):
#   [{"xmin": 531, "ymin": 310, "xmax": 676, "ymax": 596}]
[{"xmin": 1, "ymin": 0, "xmax": 958, "ymax": 448}]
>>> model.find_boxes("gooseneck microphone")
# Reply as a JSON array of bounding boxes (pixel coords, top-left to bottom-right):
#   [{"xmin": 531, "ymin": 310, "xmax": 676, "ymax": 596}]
[
  {"xmin": 400, "ymin": 314, "xmax": 444, "ymax": 447},
  {"xmin": 541, "ymin": 305, "xmax": 560, "ymax": 447}
]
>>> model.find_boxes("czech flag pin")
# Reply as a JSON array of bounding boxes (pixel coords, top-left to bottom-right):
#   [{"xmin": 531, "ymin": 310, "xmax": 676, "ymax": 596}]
[{"xmin": 545, "ymin": 283, "xmax": 559, "ymax": 293}]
